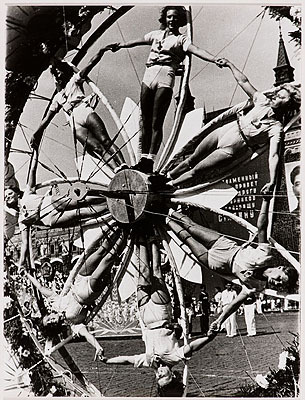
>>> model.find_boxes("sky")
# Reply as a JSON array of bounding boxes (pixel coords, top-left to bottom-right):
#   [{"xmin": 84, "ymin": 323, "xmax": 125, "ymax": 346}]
[{"xmin": 8, "ymin": 4, "xmax": 301, "ymax": 189}]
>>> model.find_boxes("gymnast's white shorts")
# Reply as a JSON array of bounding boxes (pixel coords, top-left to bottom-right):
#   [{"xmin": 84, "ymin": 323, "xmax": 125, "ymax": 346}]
[{"xmin": 142, "ymin": 65, "xmax": 175, "ymax": 91}]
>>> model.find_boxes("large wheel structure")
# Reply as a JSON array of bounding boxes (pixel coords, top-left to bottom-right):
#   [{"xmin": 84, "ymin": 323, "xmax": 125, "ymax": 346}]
[
  {"xmin": 6, "ymin": 5, "xmax": 195, "ymax": 395},
  {"xmin": 5, "ymin": 5, "xmax": 300, "ymax": 397}
]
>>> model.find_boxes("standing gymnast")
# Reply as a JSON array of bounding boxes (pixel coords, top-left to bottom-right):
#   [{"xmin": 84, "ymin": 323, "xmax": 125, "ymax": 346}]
[{"xmin": 109, "ymin": 6, "xmax": 222, "ymax": 173}]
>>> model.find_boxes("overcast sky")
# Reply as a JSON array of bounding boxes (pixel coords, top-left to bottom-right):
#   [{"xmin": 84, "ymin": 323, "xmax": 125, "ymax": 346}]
[{"xmin": 9, "ymin": 4, "xmax": 301, "ymax": 188}]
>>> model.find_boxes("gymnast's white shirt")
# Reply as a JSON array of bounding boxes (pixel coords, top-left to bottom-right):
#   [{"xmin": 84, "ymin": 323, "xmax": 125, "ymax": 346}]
[
  {"xmin": 237, "ymin": 92, "xmax": 283, "ymax": 147},
  {"xmin": 133, "ymin": 326, "xmax": 188, "ymax": 368}
]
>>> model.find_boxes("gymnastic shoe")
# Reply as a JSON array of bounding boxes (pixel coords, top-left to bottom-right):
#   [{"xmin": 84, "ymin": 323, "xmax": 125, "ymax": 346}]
[
  {"xmin": 148, "ymin": 173, "xmax": 175, "ymax": 192},
  {"xmin": 132, "ymin": 157, "xmax": 154, "ymax": 174}
]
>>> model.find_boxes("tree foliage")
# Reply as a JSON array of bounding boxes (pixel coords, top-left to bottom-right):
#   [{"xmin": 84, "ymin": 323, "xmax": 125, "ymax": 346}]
[{"xmin": 266, "ymin": 6, "xmax": 301, "ymax": 47}]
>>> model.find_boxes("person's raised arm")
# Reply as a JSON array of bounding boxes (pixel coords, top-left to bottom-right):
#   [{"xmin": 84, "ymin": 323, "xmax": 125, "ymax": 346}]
[
  {"xmin": 31, "ymin": 110, "xmax": 58, "ymax": 150},
  {"xmin": 220, "ymin": 58, "xmax": 257, "ymax": 99},
  {"xmin": 187, "ymin": 44, "xmax": 220, "ymax": 65},
  {"xmin": 183, "ymin": 333, "xmax": 216, "ymax": 357},
  {"xmin": 76, "ymin": 325, "xmax": 105, "ymax": 360},
  {"xmin": 18, "ymin": 224, "xmax": 29, "ymax": 268},
  {"xmin": 25, "ymin": 271, "xmax": 54, "ymax": 298},
  {"xmin": 26, "ymin": 149, "xmax": 39, "ymax": 190},
  {"xmin": 44, "ymin": 336, "xmax": 72, "ymax": 356},
  {"xmin": 103, "ymin": 355, "xmax": 136, "ymax": 365},
  {"xmin": 260, "ymin": 134, "xmax": 281, "ymax": 199},
  {"xmin": 18, "ymin": 149, "xmax": 39, "ymax": 267},
  {"xmin": 257, "ymin": 196, "xmax": 272, "ymax": 244},
  {"xmin": 79, "ymin": 47, "xmax": 110, "ymax": 79},
  {"xmin": 209, "ymin": 287, "xmax": 251, "ymax": 333},
  {"xmin": 109, "ymin": 37, "xmax": 150, "ymax": 52}
]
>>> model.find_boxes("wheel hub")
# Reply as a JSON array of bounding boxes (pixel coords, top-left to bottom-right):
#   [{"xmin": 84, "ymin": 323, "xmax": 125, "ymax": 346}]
[
  {"xmin": 106, "ymin": 169, "xmax": 156, "ymax": 224},
  {"xmin": 69, "ymin": 182, "xmax": 89, "ymax": 201}
]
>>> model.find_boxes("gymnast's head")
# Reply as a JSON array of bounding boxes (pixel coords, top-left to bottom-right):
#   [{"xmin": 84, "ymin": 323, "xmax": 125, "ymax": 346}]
[
  {"xmin": 263, "ymin": 265, "xmax": 298, "ymax": 293},
  {"xmin": 159, "ymin": 6, "xmax": 187, "ymax": 30},
  {"xmin": 266, "ymin": 83, "xmax": 301, "ymax": 117},
  {"xmin": 4, "ymin": 187, "xmax": 22, "ymax": 209},
  {"xmin": 156, "ymin": 368, "xmax": 185, "ymax": 397},
  {"xmin": 41, "ymin": 311, "xmax": 65, "ymax": 335},
  {"xmin": 50, "ymin": 59, "xmax": 74, "ymax": 89}
]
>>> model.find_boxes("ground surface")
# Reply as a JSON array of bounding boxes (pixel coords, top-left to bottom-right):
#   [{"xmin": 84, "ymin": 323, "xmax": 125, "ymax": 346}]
[{"xmin": 56, "ymin": 312, "xmax": 299, "ymax": 397}]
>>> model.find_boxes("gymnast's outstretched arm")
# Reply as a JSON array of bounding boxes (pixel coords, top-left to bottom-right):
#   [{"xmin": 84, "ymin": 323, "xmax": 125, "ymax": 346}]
[
  {"xmin": 31, "ymin": 110, "xmax": 58, "ymax": 150},
  {"xmin": 220, "ymin": 58, "xmax": 257, "ymax": 99},
  {"xmin": 103, "ymin": 355, "xmax": 136, "ymax": 365},
  {"xmin": 79, "ymin": 47, "xmax": 109, "ymax": 79},
  {"xmin": 257, "ymin": 196, "xmax": 272, "ymax": 244},
  {"xmin": 108, "ymin": 38, "xmax": 150, "ymax": 52},
  {"xmin": 184, "ymin": 332, "xmax": 216, "ymax": 357},
  {"xmin": 26, "ymin": 149, "xmax": 39, "ymax": 191},
  {"xmin": 25, "ymin": 271, "xmax": 54, "ymax": 298},
  {"xmin": 209, "ymin": 286, "xmax": 252, "ymax": 334},
  {"xmin": 261, "ymin": 135, "xmax": 281, "ymax": 198}
]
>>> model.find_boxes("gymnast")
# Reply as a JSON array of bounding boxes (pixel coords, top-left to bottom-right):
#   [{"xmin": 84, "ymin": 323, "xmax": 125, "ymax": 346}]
[
  {"xmin": 102, "ymin": 231, "xmax": 216, "ymax": 397},
  {"xmin": 168, "ymin": 59, "xmax": 300, "ymax": 192},
  {"xmin": 23, "ymin": 228, "xmax": 127, "ymax": 359},
  {"xmin": 31, "ymin": 47, "xmax": 125, "ymax": 170},
  {"xmin": 109, "ymin": 6, "xmax": 222, "ymax": 173}
]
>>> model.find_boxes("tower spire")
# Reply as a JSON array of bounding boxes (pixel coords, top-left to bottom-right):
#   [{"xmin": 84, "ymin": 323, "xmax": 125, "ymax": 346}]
[{"xmin": 273, "ymin": 23, "xmax": 294, "ymax": 86}]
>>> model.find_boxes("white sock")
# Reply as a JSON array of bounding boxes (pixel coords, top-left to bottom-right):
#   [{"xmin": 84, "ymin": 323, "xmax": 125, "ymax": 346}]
[
  {"xmin": 114, "ymin": 163, "xmax": 128, "ymax": 173},
  {"xmin": 141, "ymin": 154, "xmax": 155, "ymax": 161},
  {"xmin": 168, "ymin": 208, "xmax": 175, "ymax": 217}
]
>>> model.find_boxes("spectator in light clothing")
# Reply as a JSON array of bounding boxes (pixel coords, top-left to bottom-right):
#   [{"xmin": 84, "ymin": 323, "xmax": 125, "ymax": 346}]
[
  {"xmin": 256, "ymin": 293, "xmax": 264, "ymax": 314},
  {"xmin": 213, "ymin": 286, "xmax": 222, "ymax": 315},
  {"xmin": 243, "ymin": 293, "xmax": 257, "ymax": 336},
  {"xmin": 185, "ymin": 297, "xmax": 195, "ymax": 338},
  {"xmin": 220, "ymin": 283, "xmax": 237, "ymax": 337}
]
